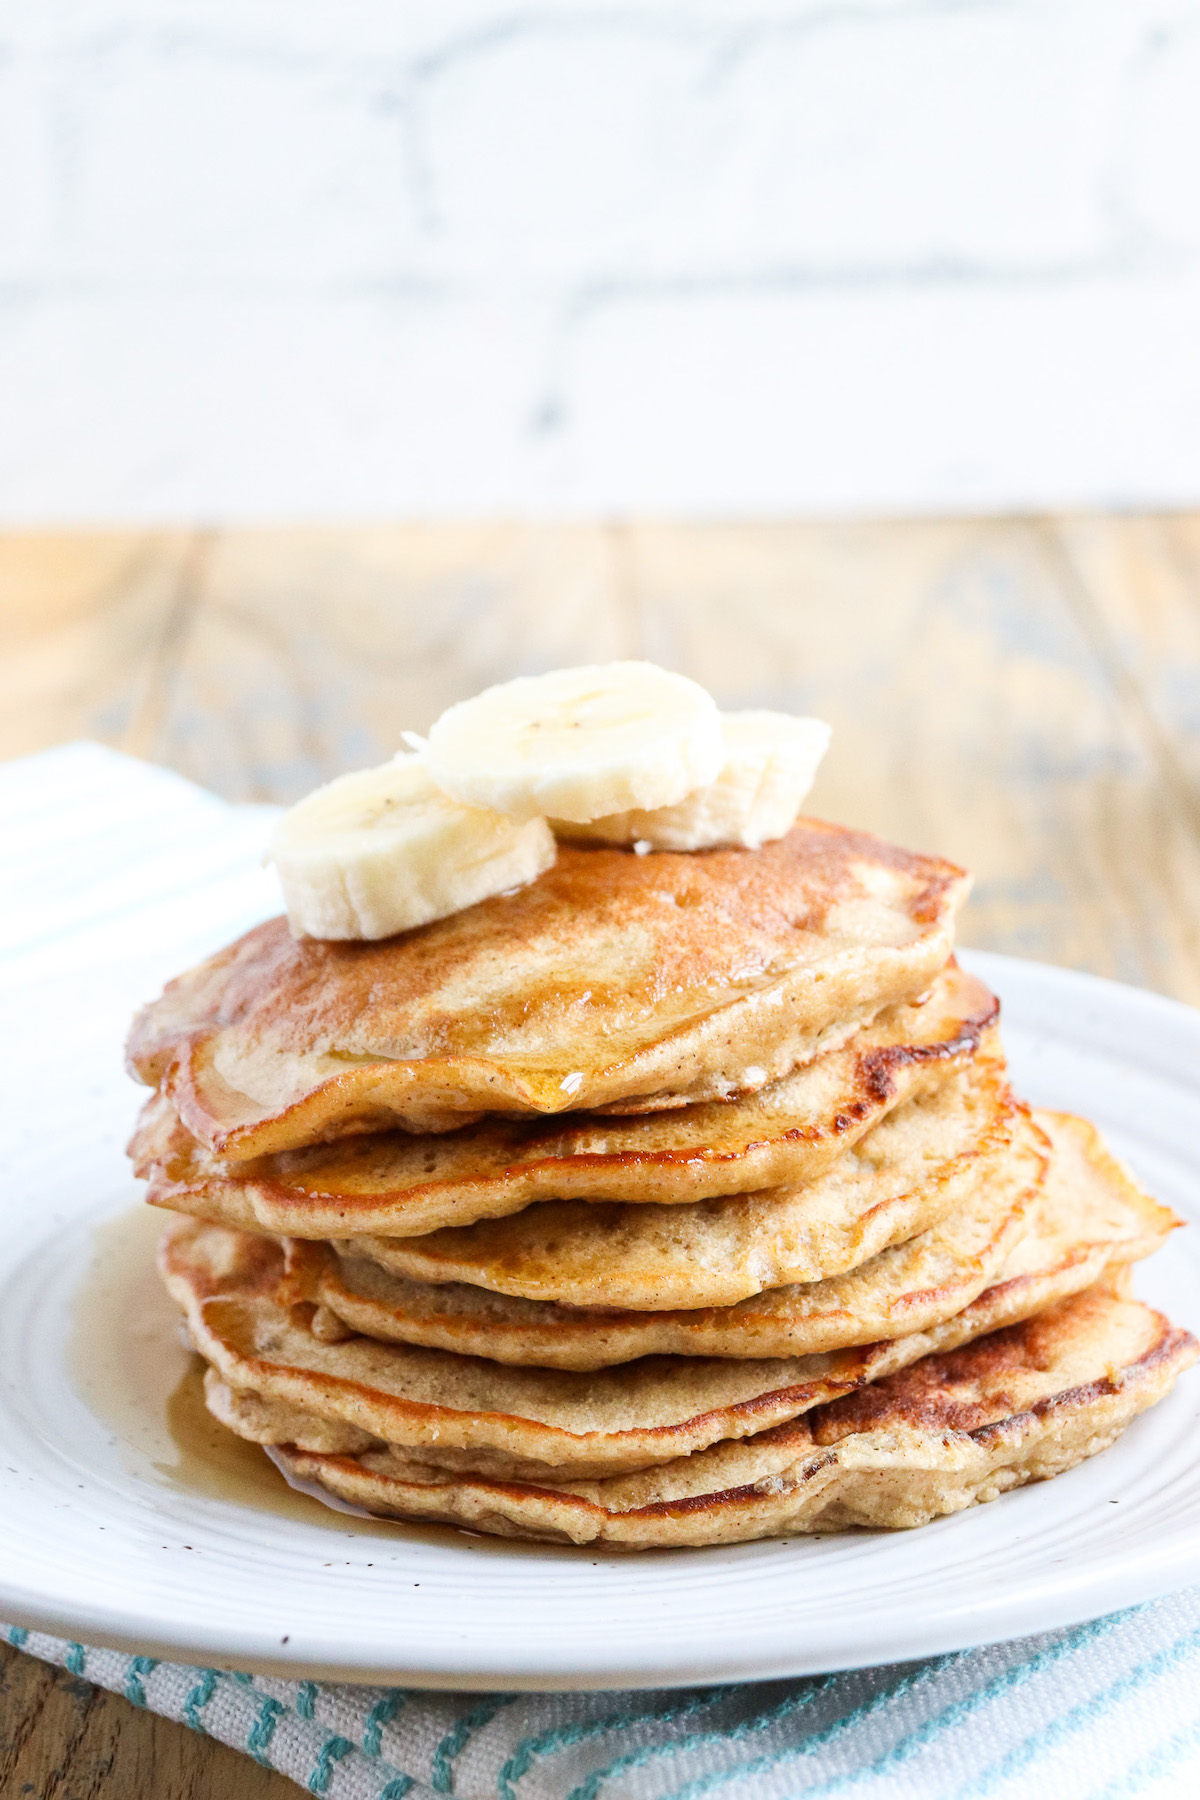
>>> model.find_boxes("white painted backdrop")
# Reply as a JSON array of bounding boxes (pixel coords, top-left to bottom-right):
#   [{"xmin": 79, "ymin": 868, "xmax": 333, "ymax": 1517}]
[{"xmin": 2, "ymin": 0, "xmax": 1200, "ymax": 520}]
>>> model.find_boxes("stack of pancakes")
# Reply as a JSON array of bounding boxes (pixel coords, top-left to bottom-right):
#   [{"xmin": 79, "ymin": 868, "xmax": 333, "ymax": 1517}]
[{"xmin": 127, "ymin": 822, "xmax": 1196, "ymax": 1547}]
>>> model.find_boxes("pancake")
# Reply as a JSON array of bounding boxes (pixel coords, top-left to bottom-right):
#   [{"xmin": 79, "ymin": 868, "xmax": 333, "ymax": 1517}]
[
  {"xmin": 162, "ymin": 1216, "xmax": 914, "ymax": 1477},
  {"xmin": 126, "ymin": 822, "xmax": 969, "ymax": 1158},
  {"xmin": 295, "ymin": 1112, "xmax": 1176, "ymax": 1367},
  {"xmin": 161, "ymin": 1112, "xmax": 1147, "ymax": 1484},
  {"xmin": 231, "ymin": 1286, "xmax": 1198, "ymax": 1545},
  {"xmin": 132, "ymin": 963, "xmax": 996, "ymax": 1238},
  {"xmin": 344, "ymin": 1053, "xmax": 1015, "ymax": 1309},
  {"xmin": 202, "ymin": 1255, "xmax": 1162, "ymax": 1483}
]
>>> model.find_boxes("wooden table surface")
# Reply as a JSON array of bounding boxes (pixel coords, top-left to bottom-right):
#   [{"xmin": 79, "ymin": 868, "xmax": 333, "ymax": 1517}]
[{"xmin": 2, "ymin": 514, "xmax": 1199, "ymax": 1796}]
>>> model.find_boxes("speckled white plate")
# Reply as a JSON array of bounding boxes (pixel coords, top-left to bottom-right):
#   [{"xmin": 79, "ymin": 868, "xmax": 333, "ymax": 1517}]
[{"xmin": 1, "ymin": 945, "xmax": 1199, "ymax": 1690}]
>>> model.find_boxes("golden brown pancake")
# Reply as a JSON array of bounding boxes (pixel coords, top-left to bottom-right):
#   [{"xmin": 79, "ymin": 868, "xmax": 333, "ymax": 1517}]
[
  {"xmin": 131, "ymin": 964, "xmax": 996, "ymax": 1238},
  {"xmin": 126, "ymin": 823, "xmax": 969, "ymax": 1158},
  {"xmin": 228, "ymin": 1286, "xmax": 1198, "ymax": 1545},
  {"xmin": 344, "ymin": 1053, "xmax": 1016, "ymax": 1309},
  {"xmin": 293, "ymin": 1112, "xmax": 1175, "ymax": 1367},
  {"xmin": 162, "ymin": 1216, "xmax": 903, "ymax": 1477},
  {"xmin": 201, "ymin": 1257, "xmax": 1156, "ymax": 1480},
  {"xmin": 161, "ymin": 1110, "xmax": 1146, "ymax": 1485}
]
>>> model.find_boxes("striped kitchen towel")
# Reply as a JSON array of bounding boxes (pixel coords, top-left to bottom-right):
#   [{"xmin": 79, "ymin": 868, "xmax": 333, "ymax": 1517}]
[
  {"xmin": 3, "ymin": 743, "xmax": 1200, "ymax": 1800},
  {"xmin": 8, "ymin": 1594, "xmax": 1200, "ymax": 1799}
]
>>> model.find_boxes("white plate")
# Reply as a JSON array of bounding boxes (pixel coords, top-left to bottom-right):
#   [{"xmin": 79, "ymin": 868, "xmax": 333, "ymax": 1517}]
[{"xmin": 2, "ymin": 946, "xmax": 1199, "ymax": 1691}]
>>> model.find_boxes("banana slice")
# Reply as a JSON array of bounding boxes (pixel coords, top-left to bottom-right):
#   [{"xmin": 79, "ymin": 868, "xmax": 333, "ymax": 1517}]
[
  {"xmin": 555, "ymin": 712, "xmax": 831, "ymax": 850},
  {"xmin": 269, "ymin": 758, "xmax": 556, "ymax": 941},
  {"xmin": 425, "ymin": 663, "xmax": 723, "ymax": 824}
]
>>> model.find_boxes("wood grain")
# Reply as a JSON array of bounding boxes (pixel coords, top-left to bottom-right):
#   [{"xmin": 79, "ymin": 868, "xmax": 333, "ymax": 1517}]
[
  {"xmin": 148, "ymin": 524, "xmax": 634, "ymax": 802},
  {"xmin": 0, "ymin": 531, "xmax": 203, "ymax": 764},
  {"xmin": 0, "ymin": 1640, "xmax": 289, "ymax": 1798},
  {"xmin": 1, "ymin": 512, "xmax": 1199, "ymax": 1797},
  {"xmin": 621, "ymin": 516, "xmax": 1200, "ymax": 1000},
  {"xmin": 1041, "ymin": 514, "xmax": 1200, "ymax": 800}
]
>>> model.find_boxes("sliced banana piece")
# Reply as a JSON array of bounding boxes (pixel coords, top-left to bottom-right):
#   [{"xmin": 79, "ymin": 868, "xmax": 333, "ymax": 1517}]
[
  {"xmin": 270, "ymin": 758, "xmax": 556, "ymax": 941},
  {"xmin": 556, "ymin": 712, "xmax": 832, "ymax": 850},
  {"xmin": 425, "ymin": 662, "xmax": 723, "ymax": 825}
]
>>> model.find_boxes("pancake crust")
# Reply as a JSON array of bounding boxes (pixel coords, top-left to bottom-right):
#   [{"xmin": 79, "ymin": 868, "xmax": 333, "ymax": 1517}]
[
  {"xmin": 237, "ymin": 1287, "xmax": 1198, "ymax": 1545},
  {"xmin": 345, "ymin": 1052, "xmax": 1015, "ymax": 1309},
  {"xmin": 162, "ymin": 1216, "xmax": 907, "ymax": 1477},
  {"xmin": 295, "ymin": 1112, "xmax": 1175, "ymax": 1366},
  {"xmin": 206, "ymin": 1262, "xmax": 1152, "ymax": 1477},
  {"xmin": 161, "ymin": 1110, "xmax": 1157, "ymax": 1484},
  {"xmin": 126, "ymin": 823, "xmax": 969, "ymax": 1158},
  {"xmin": 132, "ymin": 964, "xmax": 996, "ymax": 1238}
]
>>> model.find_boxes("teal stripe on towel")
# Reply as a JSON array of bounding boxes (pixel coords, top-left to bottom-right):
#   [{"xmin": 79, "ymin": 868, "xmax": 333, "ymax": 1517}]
[
  {"xmin": 183, "ymin": 1668, "xmax": 218, "ymax": 1733},
  {"xmin": 363, "ymin": 1692, "xmax": 405, "ymax": 1757},
  {"xmin": 954, "ymin": 1623, "xmax": 1200, "ymax": 1799},
  {"xmin": 1090, "ymin": 1705, "xmax": 1200, "ymax": 1799},
  {"xmin": 568, "ymin": 1678, "xmax": 846, "ymax": 1800},
  {"xmin": 309, "ymin": 1732, "xmax": 354, "ymax": 1794},
  {"xmin": 432, "ymin": 1696, "xmax": 515, "ymax": 1792},
  {"xmin": 124, "ymin": 1655, "xmax": 158, "ymax": 1707},
  {"xmin": 500, "ymin": 1688, "xmax": 729, "ymax": 1800},
  {"xmin": 719, "ymin": 1610, "xmax": 1128, "ymax": 1800},
  {"xmin": 248, "ymin": 1694, "xmax": 285, "ymax": 1765},
  {"xmin": 657, "ymin": 1659, "xmax": 962, "ymax": 1800}
]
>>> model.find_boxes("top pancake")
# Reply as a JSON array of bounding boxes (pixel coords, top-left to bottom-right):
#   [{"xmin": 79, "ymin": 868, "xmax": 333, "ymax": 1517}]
[
  {"xmin": 126, "ymin": 822, "xmax": 968, "ymax": 1159},
  {"xmin": 131, "ymin": 962, "xmax": 995, "ymax": 1238}
]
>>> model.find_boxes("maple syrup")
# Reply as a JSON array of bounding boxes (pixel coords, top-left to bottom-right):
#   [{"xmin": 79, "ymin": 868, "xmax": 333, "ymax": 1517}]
[{"xmin": 68, "ymin": 1203, "xmax": 401, "ymax": 1535}]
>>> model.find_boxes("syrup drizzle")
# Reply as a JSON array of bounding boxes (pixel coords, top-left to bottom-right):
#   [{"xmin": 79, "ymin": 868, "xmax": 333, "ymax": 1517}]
[{"xmin": 68, "ymin": 1204, "xmax": 403, "ymax": 1535}]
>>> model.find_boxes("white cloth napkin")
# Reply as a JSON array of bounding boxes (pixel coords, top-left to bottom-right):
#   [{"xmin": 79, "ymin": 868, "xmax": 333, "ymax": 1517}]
[{"xmin": 3, "ymin": 743, "xmax": 1200, "ymax": 1800}]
